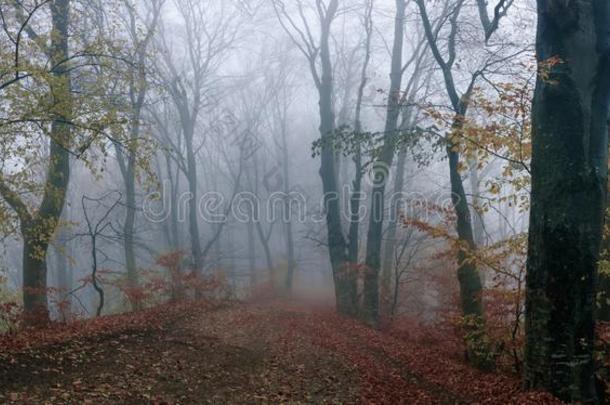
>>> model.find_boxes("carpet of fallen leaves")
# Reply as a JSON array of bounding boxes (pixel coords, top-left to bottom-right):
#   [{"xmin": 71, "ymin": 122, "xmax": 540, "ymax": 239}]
[{"xmin": 0, "ymin": 299, "xmax": 561, "ymax": 404}]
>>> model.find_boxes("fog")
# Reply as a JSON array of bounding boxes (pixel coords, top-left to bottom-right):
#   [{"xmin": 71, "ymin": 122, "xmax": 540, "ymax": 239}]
[
  {"xmin": 0, "ymin": 0, "xmax": 535, "ymax": 316},
  {"xmin": 3, "ymin": 0, "xmax": 606, "ymax": 402}
]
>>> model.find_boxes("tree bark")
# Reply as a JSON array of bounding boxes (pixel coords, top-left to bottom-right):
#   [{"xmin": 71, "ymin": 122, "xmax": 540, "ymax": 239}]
[
  {"xmin": 381, "ymin": 148, "xmax": 407, "ymax": 312},
  {"xmin": 247, "ymin": 216, "xmax": 257, "ymax": 288},
  {"xmin": 121, "ymin": 157, "xmax": 138, "ymax": 305},
  {"xmin": 415, "ymin": 0, "xmax": 489, "ymax": 366},
  {"xmin": 313, "ymin": 0, "xmax": 357, "ymax": 316},
  {"xmin": 524, "ymin": 1, "xmax": 610, "ymax": 402},
  {"xmin": 381, "ymin": 100, "xmax": 419, "ymax": 315},
  {"xmin": 22, "ymin": 223, "xmax": 50, "ymax": 321},
  {"xmin": 279, "ymin": 103, "xmax": 296, "ymax": 292},
  {"xmin": 598, "ymin": 203, "xmax": 610, "ymax": 320},
  {"xmin": 53, "ymin": 227, "xmax": 72, "ymax": 320},
  {"xmin": 447, "ymin": 124, "xmax": 485, "ymax": 320},
  {"xmin": 596, "ymin": 134, "xmax": 610, "ymax": 321},
  {"xmin": 184, "ymin": 120, "xmax": 204, "ymax": 274},
  {"xmin": 363, "ymin": 0, "xmax": 406, "ymax": 325},
  {"xmin": 347, "ymin": 0, "xmax": 373, "ymax": 270},
  {"xmin": 468, "ymin": 157, "xmax": 485, "ymax": 246},
  {"xmin": 21, "ymin": 0, "xmax": 72, "ymax": 323}
]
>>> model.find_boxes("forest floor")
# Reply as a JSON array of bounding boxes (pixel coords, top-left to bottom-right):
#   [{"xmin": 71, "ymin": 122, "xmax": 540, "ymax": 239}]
[{"xmin": 0, "ymin": 299, "xmax": 560, "ymax": 404}]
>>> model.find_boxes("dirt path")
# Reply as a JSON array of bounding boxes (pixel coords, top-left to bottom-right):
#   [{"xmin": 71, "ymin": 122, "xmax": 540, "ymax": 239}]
[{"xmin": 0, "ymin": 301, "xmax": 559, "ymax": 404}]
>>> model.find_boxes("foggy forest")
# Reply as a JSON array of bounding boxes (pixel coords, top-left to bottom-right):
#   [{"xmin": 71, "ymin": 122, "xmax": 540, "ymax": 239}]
[{"xmin": 0, "ymin": 0, "xmax": 609, "ymax": 403}]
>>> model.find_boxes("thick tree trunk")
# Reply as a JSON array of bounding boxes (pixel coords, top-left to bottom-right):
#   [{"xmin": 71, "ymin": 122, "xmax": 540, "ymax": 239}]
[
  {"xmin": 598, "ymin": 209, "xmax": 610, "ymax": 320},
  {"xmin": 597, "ymin": 139, "xmax": 610, "ymax": 321},
  {"xmin": 363, "ymin": 0, "xmax": 406, "ymax": 325},
  {"xmin": 22, "ymin": 224, "xmax": 50, "ymax": 321},
  {"xmin": 23, "ymin": 137, "xmax": 70, "ymax": 321},
  {"xmin": 22, "ymin": 0, "xmax": 72, "ymax": 323},
  {"xmin": 524, "ymin": 2, "xmax": 610, "ymax": 402}
]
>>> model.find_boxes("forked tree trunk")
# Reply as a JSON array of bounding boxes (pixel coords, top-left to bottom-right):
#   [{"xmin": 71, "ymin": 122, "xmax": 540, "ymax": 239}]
[{"xmin": 524, "ymin": 2, "xmax": 610, "ymax": 402}]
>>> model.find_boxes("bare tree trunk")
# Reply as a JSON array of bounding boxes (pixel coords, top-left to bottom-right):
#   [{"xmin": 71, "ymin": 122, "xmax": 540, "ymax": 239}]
[
  {"xmin": 468, "ymin": 157, "xmax": 485, "ymax": 246},
  {"xmin": 255, "ymin": 220, "xmax": 274, "ymax": 274},
  {"xmin": 91, "ymin": 234, "xmax": 104, "ymax": 317},
  {"xmin": 247, "ymin": 201, "xmax": 257, "ymax": 288},
  {"xmin": 123, "ymin": 161, "xmax": 138, "ymax": 299},
  {"xmin": 447, "ymin": 117, "xmax": 485, "ymax": 322},
  {"xmin": 347, "ymin": 0, "xmax": 373, "ymax": 271},
  {"xmin": 381, "ymin": 148, "xmax": 406, "ymax": 311},
  {"xmin": 415, "ymin": 0, "xmax": 489, "ymax": 367},
  {"xmin": 381, "ymin": 95, "xmax": 420, "ymax": 315},
  {"xmin": 53, "ymin": 228, "xmax": 71, "ymax": 320},
  {"xmin": 348, "ymin": 149, "xmax": 363, "ymax": 267},
  {"xmin": 316, "ymin": 0, "xmax": 356, "ymax": 316},
  {"xmin": 248, "ymin": 223, "xmax": 256, "ymax": 281},
  {"xmin": 524, "ymin": 2, "xmax": 610, "ymax": 402},
  {"xmin": 166, "ymin": 154, "xmax": 182, "ymax": 251},
  {"xmin": 184, "ymin": 123, "xmax": 204, "ymax": 274},
  {"xmin": 114, "ymin": 1, "xmax": 161, "ymax": 310},
  {"xmin": 363, "ymin": 0, "xmax": 406, "ymax": 325},
  {"xmin": 279, "ymin": 105, "xmax": 296, "ymax": 292}
]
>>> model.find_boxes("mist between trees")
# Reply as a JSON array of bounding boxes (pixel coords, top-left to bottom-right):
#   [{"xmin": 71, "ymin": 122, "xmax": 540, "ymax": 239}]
[{"xmin": 0, "ymin": 0, "xmax": 609, "ymax": 403}]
